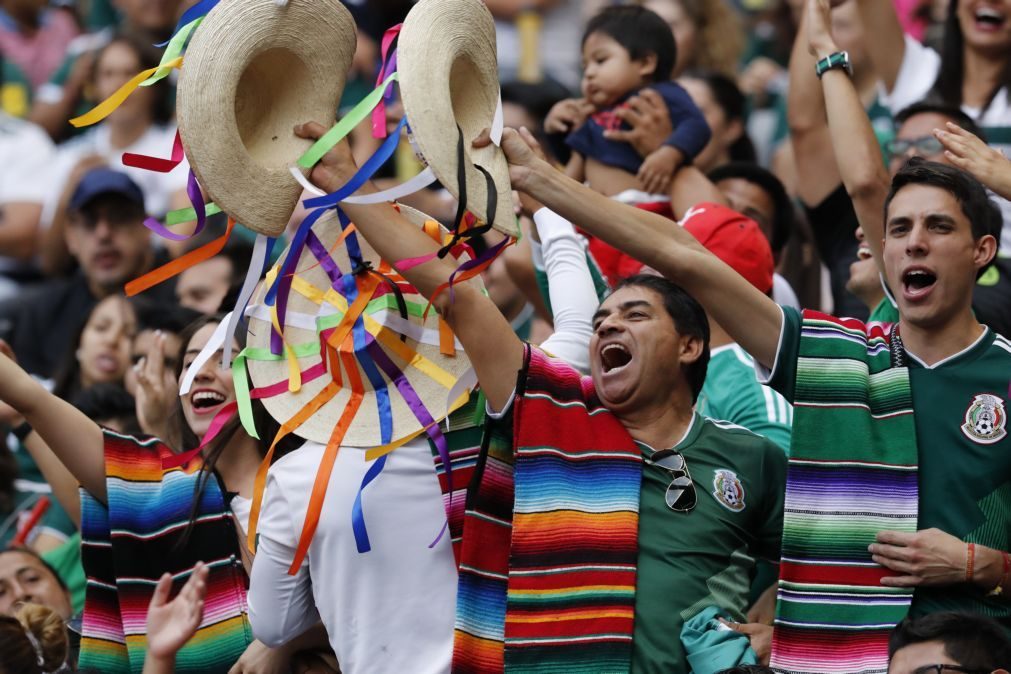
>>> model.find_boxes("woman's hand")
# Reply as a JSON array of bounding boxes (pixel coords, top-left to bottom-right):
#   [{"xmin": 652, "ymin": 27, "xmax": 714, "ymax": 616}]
[
  {"xmin": 935, "ymin": 122, "xmax": 1011, "ymax": 201},
  {"xmin": 134, "ymin": 332, "xmax": 176, "ymax": 441},
  {"xmin": 146, "ymin": 562, "xmax": 208, "ymax": 662}
]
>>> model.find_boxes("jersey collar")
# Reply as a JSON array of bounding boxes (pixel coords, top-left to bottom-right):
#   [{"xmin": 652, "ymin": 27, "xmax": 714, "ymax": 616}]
[{"xmin": 905, "ymin": 326, "xmax": 993, "ymax": 370}]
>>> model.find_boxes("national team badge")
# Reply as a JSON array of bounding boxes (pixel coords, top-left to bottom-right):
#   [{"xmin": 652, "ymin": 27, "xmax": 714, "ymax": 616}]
[
  {"xmin": 961, "ymin": 394, "xmax": 1008, "ymax": 445},
  {"xmin": 712, "ymin": 469, "xmax": 746, "ymax": 512}
]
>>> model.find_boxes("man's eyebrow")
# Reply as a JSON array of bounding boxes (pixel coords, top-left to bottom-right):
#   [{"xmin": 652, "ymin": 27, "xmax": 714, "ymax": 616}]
[{"xmin": 923, "ymin": 213, "xmax": 957, "ymax": 227}]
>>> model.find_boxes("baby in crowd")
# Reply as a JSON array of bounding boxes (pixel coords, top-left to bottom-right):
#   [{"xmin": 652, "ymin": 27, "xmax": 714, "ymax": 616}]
[{"xmin": 550, "ymin": 5, "xmax": 711, "ymax": 201}]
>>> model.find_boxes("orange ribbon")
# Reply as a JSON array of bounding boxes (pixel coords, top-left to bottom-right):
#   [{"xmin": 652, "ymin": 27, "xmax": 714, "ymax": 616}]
[{"xmin": 125, "ymin": 218, "xmax": 235, "ymax": 296}]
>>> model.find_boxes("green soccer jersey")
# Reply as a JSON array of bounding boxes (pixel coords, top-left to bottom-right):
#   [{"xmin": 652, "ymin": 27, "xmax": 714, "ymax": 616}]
[
  {"xmin": 766, "ymin": 306, "xmax": 1011, "ymax": 627},
  {"xmin": 633, "ymin": 412, "xmax": 786, "ymax": 673},
  {"xmin": 697, "ymin": 343, "xmax": 793, "ymax": 454}
]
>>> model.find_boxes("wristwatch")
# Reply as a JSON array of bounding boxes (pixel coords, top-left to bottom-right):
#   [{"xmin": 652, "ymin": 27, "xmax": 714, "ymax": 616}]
[{"xmin": 815, "ymin": 51, "xmax": 853, "ymax": 79}]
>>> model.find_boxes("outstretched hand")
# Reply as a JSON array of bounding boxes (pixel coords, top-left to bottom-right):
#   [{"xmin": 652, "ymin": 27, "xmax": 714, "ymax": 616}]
[
  {"xmin": 146, "ymin": 562, "xmax": 208, "ymax": 661},
  {"xmin": 935, "ymin": 122, "xmax": 1011, "ymax": 201}
]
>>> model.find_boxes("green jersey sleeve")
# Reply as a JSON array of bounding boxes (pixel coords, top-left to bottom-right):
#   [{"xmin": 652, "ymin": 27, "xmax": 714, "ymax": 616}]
[
  {"xmin": 754, "ymin": 442, "xmax": 788, "ymax": 562},
  {"xmin": 761, "ymin": 305, "xmax": 802, "ymax": 403}
]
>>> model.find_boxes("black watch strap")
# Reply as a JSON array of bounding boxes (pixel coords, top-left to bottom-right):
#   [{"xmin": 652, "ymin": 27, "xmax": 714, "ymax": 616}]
[
  {"xmin": 815, "ymin": 51, "xmax": 852, "ymax": 79},
  {"xmin": 11, "ymin": 421, "xmax": 32, "ymax": 443}
]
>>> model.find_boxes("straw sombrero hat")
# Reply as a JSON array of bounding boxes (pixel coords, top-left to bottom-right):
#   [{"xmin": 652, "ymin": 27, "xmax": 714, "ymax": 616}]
[
  {"xmin": 397, "ymin": 0, "xmax": 518, "ymax": 238},
  {"xmin": 177, "ymin": 0, "xmax": 356, "ymax": 237},
  {"xmin": 244, "ymin": 204, "xmax": 476, "ymax": 446}
]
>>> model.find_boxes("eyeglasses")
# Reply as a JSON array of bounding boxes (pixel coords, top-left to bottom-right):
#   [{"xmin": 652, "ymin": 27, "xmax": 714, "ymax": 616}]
[
  {"xmin": 912, "ymin": 665, "xmax": 991, "ymax": 674},
  {"xmin": 886, "ymin": 135, "xmax": 944, "ymax": 158},
  {"xmin": 644, "ymin": 449, "xmax": 696, "ymax": 512}
]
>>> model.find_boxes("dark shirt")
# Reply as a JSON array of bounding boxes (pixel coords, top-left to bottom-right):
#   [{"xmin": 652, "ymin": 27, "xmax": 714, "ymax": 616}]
[
  {"xmin": 0, "ymin": 268, "xmax": 176, "ymax": 379},
  {"xmin": 802, "ymin": 184, "xmax": 869, "ymax": 320},
  {"xmin": 566, "ymin": 81, "xmax": 711, "ymax": 175}
]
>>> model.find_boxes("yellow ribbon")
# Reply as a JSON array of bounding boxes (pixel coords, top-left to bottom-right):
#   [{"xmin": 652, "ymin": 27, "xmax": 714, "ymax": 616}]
[{"xmin": 69, "ymin": 57, "xmax": 183, "ymax": 128}]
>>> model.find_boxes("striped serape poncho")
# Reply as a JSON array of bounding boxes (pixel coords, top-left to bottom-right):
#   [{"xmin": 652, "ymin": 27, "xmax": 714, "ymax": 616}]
[
  {"xmin": 454, "ymin": 346, "xmax": 643, "ymax": 673},
  {"xmin": 770, "ymin": 311, "xmax": 918, "ymax": 674},
  {"xmin": 79, "ymin": 430, "xmax": 253, "ymax": 673}
]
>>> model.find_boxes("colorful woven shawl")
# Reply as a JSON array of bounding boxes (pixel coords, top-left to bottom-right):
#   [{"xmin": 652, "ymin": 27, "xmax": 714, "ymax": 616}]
[
  {"xmin": 770, "ymin": 311, "xmax": 918, "ymax": 674},
  {"xmin": 79, "ymin": 431, "xmax": 253, "ymax": 673},
  {"xmin": 454, "ymin": 347, "xmax": 643, "ymax": 673}
]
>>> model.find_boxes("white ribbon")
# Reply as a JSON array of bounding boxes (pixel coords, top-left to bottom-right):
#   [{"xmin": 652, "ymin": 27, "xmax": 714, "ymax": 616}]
[
  {"xmin": 179, "ymin": 311, "xmax": 233, "ymax": 395},
  {"xmin": 222, "ymin": 233, "xmax": 270, "ymax": 367}
]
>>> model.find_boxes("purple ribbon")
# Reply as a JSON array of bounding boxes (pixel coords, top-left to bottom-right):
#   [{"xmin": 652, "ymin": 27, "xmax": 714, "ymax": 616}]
[{"xmin": 142, "ymin": 170, "xmax": 208, "ymax": 242}]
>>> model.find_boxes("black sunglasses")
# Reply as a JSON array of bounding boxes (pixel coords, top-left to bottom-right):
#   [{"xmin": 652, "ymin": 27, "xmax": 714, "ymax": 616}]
[
  {"xmin": 912, "ymin": 666, "xmax": 991, "ymax": 674},
  {"xmin": 644, "ymin": 449, "xmax": 696, "ymax": 512}
]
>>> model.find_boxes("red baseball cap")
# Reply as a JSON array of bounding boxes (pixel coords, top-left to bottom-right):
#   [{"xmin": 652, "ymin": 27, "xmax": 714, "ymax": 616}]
[{"xmin": 680, "ymin": 202, "xmax": 774, "ymax": 294}]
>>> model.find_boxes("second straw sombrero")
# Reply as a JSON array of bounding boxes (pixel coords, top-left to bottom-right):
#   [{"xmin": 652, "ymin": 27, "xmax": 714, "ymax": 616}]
[
  {"xmin": 243, "ymin": 204, "xmax": 476, "ymax": 447},
  {"xmin": 397, "ymin": 0, "xmax": 518, "ymax": 238},
  {"xmin": 177, "ymin": 0, "xmax": 356, "ymax": 237}
]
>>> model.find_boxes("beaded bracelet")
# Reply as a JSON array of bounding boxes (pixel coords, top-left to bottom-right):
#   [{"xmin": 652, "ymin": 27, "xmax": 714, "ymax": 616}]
[{"xmin": 966, "ymin": 543, "xmax": 976, "ymax": 583}]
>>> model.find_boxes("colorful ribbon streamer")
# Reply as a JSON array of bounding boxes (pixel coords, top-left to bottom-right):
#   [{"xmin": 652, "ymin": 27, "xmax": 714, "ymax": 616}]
[
  {"xmin": 155, "ymin": 0, "xmax": 219, "ymax": 47},
  {"xmin": 371, "ymin": 24, "xmax": 402, "ymax": 139},
  {"xmin": 162, "ymin": 402, "xmax": 238, "ymax": 469},
  {"xmin": 123, "ymin": 130, "xmax": 184, "ymax": 172},
  {"xmin": 69, "ymin": 57, "xmax": 183, "ymax": 127},
  {"xmin": 126, "ymin": 218, "xmax": 234, "ymax": 296}
]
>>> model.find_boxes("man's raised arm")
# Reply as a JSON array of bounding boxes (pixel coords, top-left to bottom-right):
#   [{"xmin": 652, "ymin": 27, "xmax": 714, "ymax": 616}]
[
  {"xmin": 294, "ymin": 123, "xmax": 525, "ymax": 412},
  {"xmin": 497, "ymin": 127, "xmax": 784, "ymax": 370}
]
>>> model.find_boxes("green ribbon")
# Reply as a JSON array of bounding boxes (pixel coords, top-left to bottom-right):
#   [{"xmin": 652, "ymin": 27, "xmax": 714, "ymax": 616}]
[{"xmin": 142, "ymin": 18, "xmax": 203, "ymax": 87}]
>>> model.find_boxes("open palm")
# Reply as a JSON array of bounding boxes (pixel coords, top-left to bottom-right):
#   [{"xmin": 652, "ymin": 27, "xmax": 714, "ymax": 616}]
[{"xmin": 146, "ymin": 562, "xmax": 208, "ymax": 659}]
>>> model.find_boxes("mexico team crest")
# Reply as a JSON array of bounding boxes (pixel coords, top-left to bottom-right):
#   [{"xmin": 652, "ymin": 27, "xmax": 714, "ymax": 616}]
[
  {"xmin": 961, "ymin": 394, "xmax": 1007, "ymax": 445},
  {"xmin": 712, "ymin": 470, "xmax": 746, "ymax": 512}
]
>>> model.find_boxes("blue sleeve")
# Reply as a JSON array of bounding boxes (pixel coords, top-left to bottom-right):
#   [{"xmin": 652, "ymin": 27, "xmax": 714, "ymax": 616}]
[
  {"xmin": 565, "ymin": 121, "xmax": 595, "ymax": 159},
  {"xmin": 652, "ymin": 82, "xmax": 712, "ymax": 161}
]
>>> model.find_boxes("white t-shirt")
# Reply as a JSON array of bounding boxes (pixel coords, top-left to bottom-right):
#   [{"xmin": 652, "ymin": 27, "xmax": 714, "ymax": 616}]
[
  {"xmin": 882, "ymin": 34, "xmax": 1011, "ymax": 251},
  {"xmin": 248, "ymin": 438, "xmax": 457, "ymax": 674},
  {"xmin": 0, "ymin": 114, "xmax": 54, "ymax": 279},
  {"xmin": 43, "ymin": 124, "xmax": 189, "ymax": 225}
]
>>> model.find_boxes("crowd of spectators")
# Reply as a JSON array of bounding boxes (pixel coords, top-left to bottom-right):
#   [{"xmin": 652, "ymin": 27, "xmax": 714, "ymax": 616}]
[{"xmin": 0, "ymin": 0, "xmax": 1009, "ymax": 672}]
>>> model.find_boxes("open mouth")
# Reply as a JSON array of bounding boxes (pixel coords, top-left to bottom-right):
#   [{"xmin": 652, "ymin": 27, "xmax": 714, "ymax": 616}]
[
  {"xmin": 975, "ymin": 6, "xmax": 1007, "ymax": 29},
  {"xmin": 857, "ymin": 245, "xmax": 873, "ymax": 261},
  {"xmin": 191, "ymin": 390, "xmax": 227, "ymax": 411},
  {"xmin": 902, "ymin": 268, "xmax": 937, "ymax": 298},
  {"xmin": 601, "ymin": 343, "xmax": 632, "ymax": 373}
]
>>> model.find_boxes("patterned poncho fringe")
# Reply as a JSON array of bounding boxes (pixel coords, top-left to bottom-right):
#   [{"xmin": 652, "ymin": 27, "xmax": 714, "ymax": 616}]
[
  {"xmin": 79, "ymin": 431, "xmax": 253, "ymax": 673},
  {"xmin": 453, "ymin": 346, "xmax": 643, "ymax": 673},
  {"xmin": 769, "ymin": 311, "xmax": 918, "ymax": 674}
]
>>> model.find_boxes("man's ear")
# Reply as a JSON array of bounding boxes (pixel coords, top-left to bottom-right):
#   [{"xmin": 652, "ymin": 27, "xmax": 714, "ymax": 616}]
[
  {"xmin": 973, "ymin": 233, "xmax": 998, "ymax": 272},
  {"xmin": 679, "ymin": 333, "xmax": 704, "ymax": 368},
  {"xmin": 636, "ymin": 52, "xmax": 659, "ymax": 80}
]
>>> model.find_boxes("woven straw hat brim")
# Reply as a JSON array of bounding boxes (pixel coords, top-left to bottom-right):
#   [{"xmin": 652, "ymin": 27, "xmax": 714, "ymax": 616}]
[
  {"xmin": 177, "ymin": 0, "xmax": 356, "ymax": 237},
  {"xmin": 246, "ymin": 204, "xmax": 475, "ymax": 447},
  {"xmin": 397, "ymin": 0, "xmax": 518, "ymax": 238}
]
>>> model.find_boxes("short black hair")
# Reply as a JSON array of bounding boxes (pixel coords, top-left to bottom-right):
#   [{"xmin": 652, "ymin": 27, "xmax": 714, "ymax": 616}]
[
  {"xmin": 708, "ymin": 162, "xmax": 795, "ymax": 254},
  {"xmin": 889, "ymin": 612, "xmax": 1011, "ymax": 669},
  {"xmin": 884, "ymin": 158, "xmax": 1001, "ymax": 277},
  {"xmin": 682, "ymin": 69, "xmax": 756, "ymax": 162},
  {"xmin": 610, "ymin": 274, "xmax": 710, "ymax": 403},
  {"xmin": 583, "ymin": 6, "xmax": 676, "ymax": 83},
  {"xmin": 131, "ymin": 298, "xmax": 202, "ymax": 335},
  {"xmin": 70, "ymin": 383, "xmax": 140, "ymax": 435},
  {"xmin": 894, "ymin": 100, "xmax": 985, "ymax": 141}
]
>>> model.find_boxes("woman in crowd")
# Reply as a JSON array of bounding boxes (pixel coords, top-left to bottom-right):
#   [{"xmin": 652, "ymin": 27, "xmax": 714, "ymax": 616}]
[
  {"xmin": 0, "ymin": 314, "xmax": 333, "ymax": 673},
  {"xmin": 51, "ymin": 294, "xmax": 136, "ymax": 402},
  {"xmin": 641, "ymin": 0, "xmax": 745, "ymax": 78},
  {"xmin": 0, "ymin": 602, "xmax": 69, "ymax": 674},
  {"xmin": 679, "ymin": 70, "xmax": 757, "ymax": 172}
]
